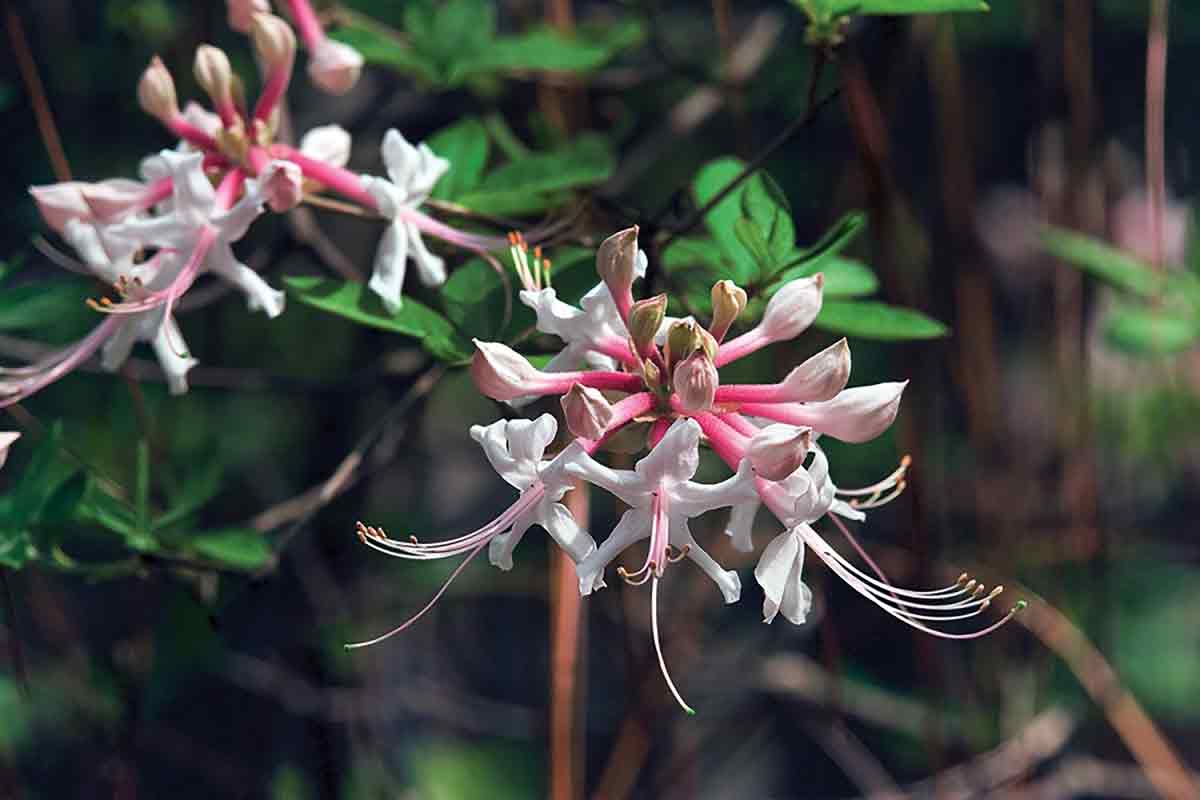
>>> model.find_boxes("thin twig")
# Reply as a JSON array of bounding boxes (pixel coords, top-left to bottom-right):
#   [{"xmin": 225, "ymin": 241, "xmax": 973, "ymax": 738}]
[
  {"xmin": 1146, "ymin": 0, "xmax": 1168, "ymax": 274},
  {"xmin": 5, "ymin": 1, "xmax": 71, "ymax": 181},
  {"xmin": 658, "ymin": 87, "xmax": 840, "ymax": 245}
]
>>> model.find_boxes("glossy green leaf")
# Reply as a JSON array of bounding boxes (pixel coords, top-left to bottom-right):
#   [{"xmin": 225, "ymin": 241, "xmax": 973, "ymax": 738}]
[
  {"xmin": 428, "ymin": 117, "xmax": 490, "ymax": 200},
  {"xmin": 786, "ymin": 211, "xmax": 868, "ymax": 272},
  {"xmin": 283, "ymin": 276, "xmax": 470, "ymax": 362},
  {"xmin": 692, "ymin": 158, "xmax": 761, "ymax": 283},
  {"xmin": 190, "ymin": 528, "xmax": 272, "ymax": 570},
  {"xmin": 1105, "ymin": 305, "xmax": 1200, "ymax": 355},
  {"xmin": 816, "ymin": 300, "xmax": 949, "ymax": 340},
  {"xmin": 154, "ymin": 460, "xmax": 222, "ymax": 532},
  {"xmin": 1041, "ymin": 226, "xmax": 1162, "ymax": 297}
]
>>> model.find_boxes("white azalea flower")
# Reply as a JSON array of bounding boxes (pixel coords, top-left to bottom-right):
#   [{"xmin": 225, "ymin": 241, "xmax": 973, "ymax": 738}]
[
  {"xmin": 110, "ymin": 150, "xmax": 286, "ymax": 318},
  {"xmin": 469, "ymin": 415, "xmax": 602, "ymax": 590},
  {"xmin": 361, "ymin": 130, "xmax": 450, "ymax": 313}
]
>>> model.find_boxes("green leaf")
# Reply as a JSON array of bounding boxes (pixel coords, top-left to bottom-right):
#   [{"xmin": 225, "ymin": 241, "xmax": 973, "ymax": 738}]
[
  {"xmin": 190, "ymin": 528, "xmax": 272, "ymax": 570},
  {"xmin": 328, "ymin": 24, "xmax": 439, "ymax": 84},
  {"xmin": 693, "ymin": 158, "xmax": 760, "ymax": 283},
  {"xmin": 816, "ymin": 300, "xmax": 949, "ymax": 340},
  {"xmin": 472, "ymin": 134, "xmax": 614, "ymax": 196},
  {"xmin": 827, "ymin": 0, "xmax": 990, "ymax": 13},
  {"xmin": 1105, "ymin": 305, "xmax": 1200, "ymax": 355},
  {"xmin": 0, "ymin": 279, "xmax": 93, "ymax": 331},
  {"xmin": 740, "ymin": 171, "xmax": 795, "ymax": 268},
  {"xmin": 773, "ymin": 256, "xmax": 880, "ymax": 298},
  {"xmin": 283, "ymin": 276, "xmax": 470, "ymax": 362},
  {"xmin": 427, "ymin": 117, "xmax": 489, "ymax": 200},
  {"xmin": 134, "ymin": 440, "xmax": 150, "ymax": 536},
  {"xmin": 1041, "ymin": 226, "xmax": 1162, "ymax": 297},
  {"xmin": 447, "ymin": 20, "xmax": 643, "ymax": 82}
]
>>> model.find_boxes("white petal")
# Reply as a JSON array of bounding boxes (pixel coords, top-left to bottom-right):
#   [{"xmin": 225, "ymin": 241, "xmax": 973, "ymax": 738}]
[
  {"xmin": 488, "ymin": 513, "xmax": 532, "ymax": 571},
  {"xmin": 404, "ymin": 222, "xmax": 446, "ymax": 287},
  {"xmin": 505, "ymin": 414, "xmax": 557, "ymax": 464},
  {"xmin": 539, "ymin": 500, "xmax": 597, "ymax": 566},
  {"xmin": 576, "ymin": 508, "xmax": 649, "ymax": 595},
  {"xmin": 206, "ymin": 245, "xmax": 285, "ymax": 318},
  {"xmin": 754, "ymin": 529, "xmax": 801, "ymax": 623},
  {"xmin": 151, "ymin": 316, "xmax": 198, "ymax": 395},
  {"xmin": 725, "ymin": 498, "xmax": 762, "ymax": 553},
  {"xmin": 671, "ymin": 517, "xmax": 741, "ymax": 603},
  {"xmin": 634, "ymin": 418, "xmax": 701, "ymax": 486},
  {"xmin": 0, "ymin": 432, "xmax": 20, "ymax": 470},
  {"xmin": 368, "ymin": 221, "xmax": 408, "ymax": 314},
  {"xmin": 469, "ymin": 419, "xmax": 530, "ymax": 490},
  {"xmin": 669, "ymin": 458, "xmax": 758, "ymax": 518}
]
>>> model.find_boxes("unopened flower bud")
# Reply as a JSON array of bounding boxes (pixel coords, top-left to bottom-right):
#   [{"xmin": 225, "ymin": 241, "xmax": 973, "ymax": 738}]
[
  {"xmin": 227, "ymin": 0, "xmax": 270, "ymax": 32},
  {"xmin": 747, "ymin": 424, "xmax": 812, "ymax": 481},
  {"xmin": 628, "ymin": 294, "xmax": 667, "ymax": 354},
  {"xmin": 260, "ymin": 160, "xmax": 303, "ymax": 212},
  {"xmin": 252, "ymin": 13, "xmax": 297, "ymax": 70},
  {"xmin": 308, "ymin": 38, "xmax": 364, "ymax": 95},
  {"xmin": 470, "ymin": 340, "xmax": 542, "ymax": 402},
  {"xmin": 641, "ymin": 358, "xmax": 662, "ymax": 391},
  {"xmin": 193, "ymin": 45, "xmax": 235, "ymax": 109},
  {"xmin": 760, "ymin": 274, "xmax": 824, "ymax": 342},
  {"xmin": 299, "ymin": 124, "xmax": 351, "ymax": 168},
  {"xmin": 673, "ymin": 350, "xmax": 719, "ymax": 412},
  {"xmin": 709, "ymin": 280, "xmax": 748, "ymax": 342},
  {"xmin": 561, "ymin": 384, "xmax": 615, "ymax": 440},
  {"xmin": 665, "ymin": 319, "xmax": 716, "ymax": 372},
  {"xmin": 778, "ymin": 338, "xmax": 851, "ymax": 402},
  {"xmin": 596, "ymin": 226, "xmax": 639, "ymax": 316},
  {"xmin": 137, "ymin": 56, "xmax": 178, "ymax": 121}
]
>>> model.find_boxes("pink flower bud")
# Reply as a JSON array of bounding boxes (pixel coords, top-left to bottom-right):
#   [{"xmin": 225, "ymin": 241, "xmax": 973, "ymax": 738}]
[
  {"xmin": 307, "ymin": 38, "xmax": 364, "ymax": 95},
  {"xmin": 561, "ymin": 384, "xmax": 615, "ymax": 440},
  {"xmin": 29, "ymin": 183, "xmax": 91, "ymax": 234},
  {"xmin": 193, "ymin": 45, "xmax": 235, "ymax": 109},
  {"xmin": 672, "ymin": 350, "xmax": 719, "ymax": 412},
  {"xmin": 596, "ymin": 226, "xmax": 639, "ymax": 319},
  {"xmin": 747, "ymin": 424, "xmax": 811, "ymax": 481},
  {"xmin": 137, "ymin": 56, "xmax": 178, "ymax": 121},
  {"xmin": 227, "ymin": 0, "xmax": 271, "ymax": 33},
  {"xmin": 760, "ymin": 274, "xmax": 823, "ymax": 342},
  {"xmin": 260, "ymin": 160, "xmax": 303, "ymax": 212},
  {"xmin": 778, "ymin": 338, "xmax": 851, "ymax": 403},
  {"xmin": 251, "ymin": 13, "xmax": 296, "ymax": 70},
  {"xmin": 470, "ymin": 341, "xmax": 545, "ymax": 402}
]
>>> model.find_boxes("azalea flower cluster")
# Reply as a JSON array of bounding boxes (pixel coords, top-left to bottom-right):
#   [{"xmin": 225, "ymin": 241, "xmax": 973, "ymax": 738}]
[
  {"xmin": 14, "ymin": 0, "xmax": 494, "ymax": 406},
  {"xmin": 353, "ymin": 227, "xmax": 1024, "ymax": 713}
]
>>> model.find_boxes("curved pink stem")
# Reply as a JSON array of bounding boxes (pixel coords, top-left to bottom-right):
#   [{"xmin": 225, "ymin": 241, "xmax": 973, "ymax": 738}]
[
  {"xmin": 285, "ymin": 0, "xmax": 326, "ymax": 50},
  {"xmin": 714, "ymin": 328, "xmax": 770, "ymax": 368},
  {"xmin": 165, "ymin": 113, "xmax": 218, "ymax": 152}
]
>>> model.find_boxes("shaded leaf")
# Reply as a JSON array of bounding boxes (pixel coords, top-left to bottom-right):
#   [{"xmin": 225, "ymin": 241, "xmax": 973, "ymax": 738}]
[
  {"xmin": 328, "ymin": 25, "xmax": 439, "ymax": 84},
  {"xmin": 826, "ymin": 0, "xmax": 989, "ymax": 13},
  {"xmin": 1041, "ymin": 226, "xmax": 1161, "ymax": 297},
  {"xmin": 191, "ymin": 528, "xmax": 272, "ymax": 570},
  {"xmin": 1105, "ymin": 305, "xmax": 1200, "ymax": 355},
  {"xmin": 428, "ymin": 117, "xmax": 489, "ymax": 200},
  {"xmin": 448, "ymin": 21, "xmax": 643, "ymax": 82},
  {"xmin": 473, "ymin": 134, "xmax": 614, "ymax": 196}
]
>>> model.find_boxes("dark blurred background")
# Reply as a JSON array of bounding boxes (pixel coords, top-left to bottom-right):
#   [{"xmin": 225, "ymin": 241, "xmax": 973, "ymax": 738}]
[{"xmin": 1, "ymin": 1, "xmax": 1200, "ymax": 798}]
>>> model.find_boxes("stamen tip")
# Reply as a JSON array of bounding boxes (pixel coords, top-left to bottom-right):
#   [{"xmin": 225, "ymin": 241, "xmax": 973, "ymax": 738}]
[{"xmin": 1014, "ymin": 599, "xmax": 1028, "ymax": 612}]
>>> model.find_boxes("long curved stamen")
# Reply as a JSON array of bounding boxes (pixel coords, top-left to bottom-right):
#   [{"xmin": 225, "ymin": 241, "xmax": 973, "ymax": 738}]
[
  {"xmin": 356, "ymin": 487, "xmax": 545, "ymax": 559},
  {"xmin": 837, "ymin": 455, "xmax": 911, "ymax": 509},
  {"xmin": 0, "ymin": 316, "xmax": 125, "ymax": 408},
  {"xmin": 651, "ymin": 576, "xmax": 695, "ymax": 715},
  {"xmin": 619, "ymin": 490, "xmax": 671, "ymax": 586},
  {"xmin": 344, "ymin": 541, "xmax": 488, "ymax": 650},
  {"xmin": 794, "ymin": 524, "xmax": 1023, "ymax": 639}
]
